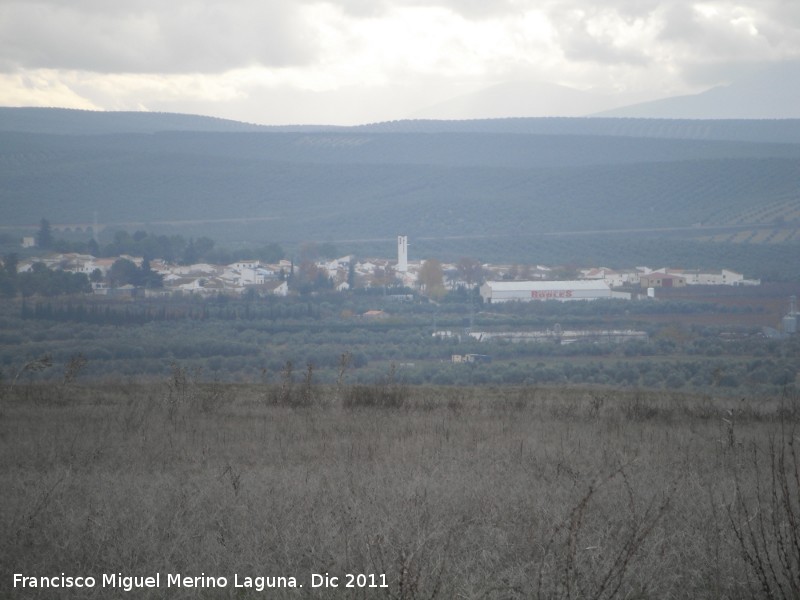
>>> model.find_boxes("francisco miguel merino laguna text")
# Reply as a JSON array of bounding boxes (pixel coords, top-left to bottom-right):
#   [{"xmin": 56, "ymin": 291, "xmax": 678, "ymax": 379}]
[
  {"xmin": 14, "ymin": 573, "xmax": 299, "ymax": 591},
  {"xmin": 14, "ymin": 572, "xmax": 389, "ymax": 591}
]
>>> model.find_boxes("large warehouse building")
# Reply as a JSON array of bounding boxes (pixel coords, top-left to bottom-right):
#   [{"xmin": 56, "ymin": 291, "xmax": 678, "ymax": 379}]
[{"xmin": 479, "ymin": 280, "xmax": 630, "ymax": 303}]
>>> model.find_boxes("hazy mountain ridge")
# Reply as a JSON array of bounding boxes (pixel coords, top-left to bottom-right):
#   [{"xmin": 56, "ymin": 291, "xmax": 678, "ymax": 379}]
[
  {"xmin": 595, "ymin": 62, "xmax": 800, "ymax": 120},
  {"xmin": 409, "ymin": 81, "xmax": 628, "ymax": 120},
  {"xmin": 411, "ymin": 62, "xmax": 800, "ymax": 122}
]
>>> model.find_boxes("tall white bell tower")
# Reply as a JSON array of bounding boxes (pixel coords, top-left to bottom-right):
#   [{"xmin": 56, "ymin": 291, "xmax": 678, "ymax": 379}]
[{"xmin": 397, "ymin": 235, "xmax": 408, "ymax": 273}]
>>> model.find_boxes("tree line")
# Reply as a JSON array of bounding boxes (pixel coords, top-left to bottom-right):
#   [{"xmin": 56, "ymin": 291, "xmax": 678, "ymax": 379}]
[
  {"xmin": 0, "ymin": 257, "xmax": 90, "ymax": 297},
  {"xmin": 3, "ymin": 289, "xmax": 797, "ymax": 394},
  {"xmin": 33, "ymin": 218, "xmax": 286, "ymax": 266}
]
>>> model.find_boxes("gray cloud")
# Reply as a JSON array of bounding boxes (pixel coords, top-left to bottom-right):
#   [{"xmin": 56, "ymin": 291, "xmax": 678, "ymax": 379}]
[
  {"xmin": 0, "ymin": 1, "xmax": 318, "ymax": 73},
  {"xmin": 561, "ymin": 34, "xmax": 649, "ymax": 66},
  {"xmin": 3, "ymin": 0, "xmax": 798, "ymax": 78},
  {"xmin": 657, "ymin": 2, "xmax": 800, "ymax": 87},
  {"xmin": 404, "ymin": 0, "xmax": 520, "ymax": 18},
  {"xmin": 326, "ymin": 0, "xmax": 391, "ymax": 17},
  {"xmin": 658, "ymin": 4, "xmax": 756, "ymax": 56},
  {"xmin": 547, "ymin": 5, "xmax": 651, "ymax": 66},
  {"xmin": 2, "ymin": 0, "xmax": 800, "ymax": 125},
  {"xmin": 681, "ymin": 58, "xmax": 800, "ymax": 89},
  {"xmin": 393, "ymin": 0, "xmax": 664, "ymax": 20},
  {"xmin": 326, "ymin": 0, "xmax": 522, "ymax": 19}
]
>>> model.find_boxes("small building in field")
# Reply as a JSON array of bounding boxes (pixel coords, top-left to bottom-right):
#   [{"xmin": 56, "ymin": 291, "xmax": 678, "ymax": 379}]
[
  {"xmin": 452, "ymin": 354, "xmax": 492, "ymax": 364},
  {"xmin": 362, "ymin": 310, "xmax": 388, "ymax": 320}
]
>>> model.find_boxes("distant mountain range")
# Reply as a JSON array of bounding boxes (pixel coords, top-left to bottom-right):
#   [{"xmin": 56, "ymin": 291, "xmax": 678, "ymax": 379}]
[
  {"xmin": 411, "ymin": 62, "xmax": 800, "ymax": 121},
  {"xmin": 595, "ymin": 62, "xmax": 800, "ymax": 119},
  {"xmin": 1, "ymin": 108, "xmax": 798, "ymax": 271},
  {"xmin": 409, "ymin": 81, "xmax": 631, "ymax": 119}
]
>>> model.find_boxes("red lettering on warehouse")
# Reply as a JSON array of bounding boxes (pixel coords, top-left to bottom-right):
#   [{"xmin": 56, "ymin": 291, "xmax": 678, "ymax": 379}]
[{"xmin": 531, "ymin": 290, "xmax": 574, "ymax": 299}]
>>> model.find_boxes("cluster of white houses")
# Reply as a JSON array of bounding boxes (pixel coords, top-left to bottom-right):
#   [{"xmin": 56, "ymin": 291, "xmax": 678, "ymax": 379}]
[
  {"xmin": 14, "ymin": 248, "xmax": 758, "ymax": 300},
  {"xmin": 15, "ymin": 254, "xmax": 290, "ymax": 297},
  {"xmin": 580, "ymin": 266, "xmax": 759, "ymax": 288}
]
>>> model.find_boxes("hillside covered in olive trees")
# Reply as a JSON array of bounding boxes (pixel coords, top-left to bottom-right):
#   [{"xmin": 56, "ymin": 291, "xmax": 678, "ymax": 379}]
[{"xmin": 1, "ymin": 109, "xmax": 799, "ymax": 272}]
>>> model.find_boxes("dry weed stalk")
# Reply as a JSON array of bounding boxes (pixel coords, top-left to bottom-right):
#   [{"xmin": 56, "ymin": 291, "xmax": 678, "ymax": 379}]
[
  {"xmin": 344, "ymin": 363, "xmax": 408, "ymax": 409},
  {"xmin": 166, "ymin": 362, "xmax": 231, "ymax": 419},
  {"xmin": 366, "ymin": 525, "xmax": 454, "ymax": 600},
  {"xmin": 7, "ymin": 354, "xmax": 53, "ymax": 393},
  {"xmin": 10, "ymin": 473, "xmax": 65, "ymax": 541},
  {"xmin": 220, "ymin": 464, "xmax": 242, "ymax": 496},
  {"xmin": 62, "ymin": 353, "xmax": 88, "ymax": 385},
  {"xmin": 537, "ymin": 461, "xmax": 674, "ymax": 600},
  {"xmin": 727, "ymin": 427, "xmax": 800, "ymax": 599},
  {"xmin": 265, "ymin": 360, "xmax": 321, "ymax": 407}
]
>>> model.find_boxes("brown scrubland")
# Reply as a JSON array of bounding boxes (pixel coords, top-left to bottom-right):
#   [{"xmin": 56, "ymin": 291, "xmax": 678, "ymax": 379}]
[{"xmin": 1, "ymin": 379, "xmax": 798, "ymax": 599}]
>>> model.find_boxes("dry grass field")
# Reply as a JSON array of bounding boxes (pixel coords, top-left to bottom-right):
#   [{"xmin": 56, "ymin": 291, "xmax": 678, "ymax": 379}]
[{"xmin": 2, "ymin": 381, "xmax": 799, "ymax": 599}]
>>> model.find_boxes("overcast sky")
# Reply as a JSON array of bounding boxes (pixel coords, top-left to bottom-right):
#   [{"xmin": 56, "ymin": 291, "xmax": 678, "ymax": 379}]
[{"xmin": 1, "ymin": 0, "xmax": 798, "ymax": 124}]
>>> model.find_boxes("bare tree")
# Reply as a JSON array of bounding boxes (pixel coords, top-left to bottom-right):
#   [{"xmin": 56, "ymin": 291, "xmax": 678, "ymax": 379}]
[
  {"xmin": 418, "ymin": 258, "xmax": 446, "ymax": 300},
  {"xmin": 456, "ymin": 257, "xmax": 485, "ymax": 288}
]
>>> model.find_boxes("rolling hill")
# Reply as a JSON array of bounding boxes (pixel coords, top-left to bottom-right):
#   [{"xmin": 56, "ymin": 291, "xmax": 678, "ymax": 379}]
[
  {"xmin": 1, "ymin": 108, "xmax": 798, "ymax": 271},
  {"xmin": 0, "ymin": 107, "xmax": 279, "ymax": 135}
]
